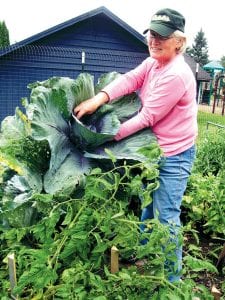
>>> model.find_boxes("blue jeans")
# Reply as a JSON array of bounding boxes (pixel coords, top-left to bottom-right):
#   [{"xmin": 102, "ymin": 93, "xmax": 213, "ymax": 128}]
[{"xmin": 140, "ymin": 145, "xmax": 196, "ymax": 282}]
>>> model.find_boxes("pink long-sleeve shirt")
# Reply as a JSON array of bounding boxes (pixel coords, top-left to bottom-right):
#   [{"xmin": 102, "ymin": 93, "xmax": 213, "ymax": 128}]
[{"xmin": 103, "ymin": 54, "xmax": 198, "ymax": 157}]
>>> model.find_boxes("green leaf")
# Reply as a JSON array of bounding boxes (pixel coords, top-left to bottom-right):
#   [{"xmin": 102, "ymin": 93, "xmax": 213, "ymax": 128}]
[
  {"xmin": 71, "ymin": 106, "xmax": 120, "ymax": 149},
  {"xmin": 0, "ymin": 108, "xmax": 28, "ymax": 141},
  {"xmin": 43, "ymin": 143, "xmax": 90, "ymax": 194},
  {"xmin": 0, "ymin": 109, "xmax": 44, "ymax": 190},
  {"xmin": 141, "ymin": 193, "xmax": 153, "ymax": 209},
  {"xmin": 93, "ymin": 297, "xmax": 107, "ymax": 300},
  {"xmin": 28, "ymin": 75, "xmax": 94, "ymax": 119},
  {"xmin": 3, "ymin": 202, "xmax": 37, "ymax": 228},
  {"xmin": 85, "ymin": 129, "xmax": 159, "ymax": 164},
  {"xmin": 14, "ymin": 265, "xmax": 57, "ymax": 294},
  {"xmin": 90, "ymin": 167, "xmax": 102, "ymax": 175},
  {"xmin": 111, "ymin": 92, "xmax": 141, "ymax": 123},
  {"xmin": 72, "ymin": 72, "xmax": 95, "ymax": 106},
  {"xmin": 104, "ymin": 148, "xmax": 117, "ymax": 163},
  {"xmin": 184, "ymin": 255, "xmax": 218, "ymax": 273},
  {"xmin": 95, "ymin": 72, "xmax": 121, "ymax": 93},
  {"xmin": 111, "ymin": 211, "xmax": 125, "ymax": 219},
  {"xmin": 27, "ymin": 83, "xmax": 91, "ymax": 194},
  {"xmin": 92, "ymin": 243, "xmax": 108, "ymax": 253},
  {"xmin": 87, "ymin": 186, "xmax": 107, "ymax": 200}
]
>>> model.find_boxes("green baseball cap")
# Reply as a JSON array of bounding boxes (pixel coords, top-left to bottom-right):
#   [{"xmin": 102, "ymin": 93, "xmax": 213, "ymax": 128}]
[{"xmin": 143, "ymin": 8, "xmax": 185, "ymax": 37}]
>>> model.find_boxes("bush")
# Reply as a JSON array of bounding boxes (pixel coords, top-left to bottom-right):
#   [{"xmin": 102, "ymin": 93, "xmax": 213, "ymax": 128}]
[{"xmin": 194, "ymin": 129, "xmax": 225, "ymax": 176}]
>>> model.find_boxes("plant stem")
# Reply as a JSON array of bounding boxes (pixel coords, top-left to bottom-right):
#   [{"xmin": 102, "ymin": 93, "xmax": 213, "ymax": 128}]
[{"xmin": 49, "ymin": 202, "xmax": 87, "ymax": 268}]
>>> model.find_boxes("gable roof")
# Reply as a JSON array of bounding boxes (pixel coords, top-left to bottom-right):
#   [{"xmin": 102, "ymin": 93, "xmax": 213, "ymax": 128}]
[
  {"xmin": 0, "ymin": 6, "xmax": 145, "ymax": 57},
  {"xmin": 184, "ymin": 54, "xmax": 211, "ymax": 82}
]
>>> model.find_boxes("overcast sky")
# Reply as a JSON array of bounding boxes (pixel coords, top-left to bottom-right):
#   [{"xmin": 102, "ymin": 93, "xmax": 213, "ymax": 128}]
[{"xmin": 1, "ymin": 0, "xmax": 224, "ymax": 60}]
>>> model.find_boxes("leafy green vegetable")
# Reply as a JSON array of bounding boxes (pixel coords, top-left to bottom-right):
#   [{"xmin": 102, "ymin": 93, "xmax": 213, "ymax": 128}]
[
  {"xmin": 0, "ymin": 72, "xmax": 161, "ymax": 227},
  {"xmin": 26, "ymin": 72, "xmax": 159, "ymax": 194},
  {"xmin": 0, "ymin": 72, "xmax": 217, "ymax": 299}
]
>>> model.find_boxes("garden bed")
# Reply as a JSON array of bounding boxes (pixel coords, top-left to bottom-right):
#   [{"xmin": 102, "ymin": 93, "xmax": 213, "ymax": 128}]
[{"xmin": 0, "ymin": 74, "xmax": 224, "ymax": 299}]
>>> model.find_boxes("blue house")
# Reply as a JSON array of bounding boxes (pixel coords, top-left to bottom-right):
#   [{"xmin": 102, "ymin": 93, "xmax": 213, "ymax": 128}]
[
  {"xmin": 0, "ymin": 6, "xmax": 210, "ymax": 122},
  {"xmin": 0, "ymin": 6, "xmax": 148, "ymax": 121}
]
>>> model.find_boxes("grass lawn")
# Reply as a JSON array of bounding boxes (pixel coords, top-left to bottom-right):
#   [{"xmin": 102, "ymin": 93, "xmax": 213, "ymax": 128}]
[{"xmin": 197, "ymin": 110, "xmax": 225, "ymax": 143}]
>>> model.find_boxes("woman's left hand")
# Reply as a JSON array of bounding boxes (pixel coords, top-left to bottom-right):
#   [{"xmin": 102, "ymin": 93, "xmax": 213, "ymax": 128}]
[{"xmin": 74, "ymin": 92, "xmax": 109, "ymax": 119}]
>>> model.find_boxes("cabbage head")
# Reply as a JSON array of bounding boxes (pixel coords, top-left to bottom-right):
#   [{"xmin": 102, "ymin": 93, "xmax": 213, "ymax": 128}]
[{"xmin": 0, "ymin": 72, "xmax": 161, "ymax": 227}]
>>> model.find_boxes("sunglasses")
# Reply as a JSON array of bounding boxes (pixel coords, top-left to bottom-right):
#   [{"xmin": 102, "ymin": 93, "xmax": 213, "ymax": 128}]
[{"xmin": 149, "ymin": 32, "xmax": 174, "ymax": 41}]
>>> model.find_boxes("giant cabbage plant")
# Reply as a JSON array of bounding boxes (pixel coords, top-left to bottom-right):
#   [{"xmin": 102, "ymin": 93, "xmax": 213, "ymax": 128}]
[{"xmin": 0, "ymin": 72, "xmax": 161, "ymax": 227}]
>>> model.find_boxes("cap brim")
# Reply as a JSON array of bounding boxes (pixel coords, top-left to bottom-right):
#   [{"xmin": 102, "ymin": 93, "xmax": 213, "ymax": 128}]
[
  {"xmin": 143, "ymin": 28, "xmax": 149, "ymax": 35},
  {"xmin": 149, "ymin": 23, "xmax": 175, "ymax": 37}
]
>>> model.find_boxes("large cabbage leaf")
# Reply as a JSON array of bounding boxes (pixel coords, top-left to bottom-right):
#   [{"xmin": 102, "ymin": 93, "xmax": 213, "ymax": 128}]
[
  {"xmin": 0, "ymin": 171, "xmax": 39, "ymax": 228},
  {"xmin": 1, "ymin": 175, "xmax": 38, "ymax": 228},
  {"xmin": 85, "ymin": 128, "xmax": 160, "ymax": 163},
  {"xmin": 94, "ymin": 72, "xmax": 121, "ymax": 94},
  {"xmin": 94, "ymin": 72, "xmax": 141, "ymax": 122},
  {"xmin": 28, "ymin": 73, "xmax": 95, "ymax": 119},
  {"xmin": 111, "ymin": 93, "xmax": 141, "ymax": 123},
  {"xmin": 26, "ymin": 84, "xmax": 91, "ymax": 194},
  {"xmin": 71, "ymin": 72, "xmax": 141, "ymax": 149},
  {"xmin": 3, "ymin": 175, "xmax": 33, "ymax": 210},
  {"xmin": 71, "ymin": 105, "xmax": 120, "ymax": 149}
]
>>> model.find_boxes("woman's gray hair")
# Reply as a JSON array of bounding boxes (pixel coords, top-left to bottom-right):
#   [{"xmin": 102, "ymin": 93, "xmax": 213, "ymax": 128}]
[{"xmin": 172, "ymin": 30, "xmax": 187, "ymax": 54}]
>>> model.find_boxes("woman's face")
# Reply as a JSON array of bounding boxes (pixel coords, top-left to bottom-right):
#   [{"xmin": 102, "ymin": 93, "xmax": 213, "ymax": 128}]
[{"xmin": 147, "ymin": 30, "xmax": 182, "ymax": 64}]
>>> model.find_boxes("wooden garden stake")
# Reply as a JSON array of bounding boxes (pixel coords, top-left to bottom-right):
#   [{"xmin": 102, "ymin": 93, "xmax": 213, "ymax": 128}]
[
  {"xmin": 111, "ymin": 246, "xmax": 119, "ymax": 273},
  {"xmin": 216, "ymin": 242, "xmax": 225, "ymax": 270},
  {"xmin": 7, "ymin": 253, "xmax": 18, "ymax": 300},
  {"xmin": 211, "ymin": 284, "xmax": 221, "ymax": 300}
]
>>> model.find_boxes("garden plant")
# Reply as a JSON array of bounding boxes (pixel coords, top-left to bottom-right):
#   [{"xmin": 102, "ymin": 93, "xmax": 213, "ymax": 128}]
[{"xmin": 0, "ymin": 72, "xmax": 224, "ymax": 299}]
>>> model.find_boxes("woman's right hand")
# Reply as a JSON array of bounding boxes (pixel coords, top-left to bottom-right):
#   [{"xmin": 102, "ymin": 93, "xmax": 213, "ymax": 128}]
[{"xmin": 73, "ymin": 91, "xmax": 109, "ymax": 119}]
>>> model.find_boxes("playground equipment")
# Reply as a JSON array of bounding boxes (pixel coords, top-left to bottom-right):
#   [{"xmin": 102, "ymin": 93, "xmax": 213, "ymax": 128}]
[{"xmin": 212, "ymin": 74, "xmax": 225, "ymax": 115}]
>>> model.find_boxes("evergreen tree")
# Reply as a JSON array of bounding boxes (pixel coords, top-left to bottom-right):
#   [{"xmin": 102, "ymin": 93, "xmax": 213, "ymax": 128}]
[
  {"xmin": 0, "ymin": 21, "xmax": 10, "ymax": 48},
  {"xmin": 186, "ymin": 28, "xmax": 209, "ymax": 66},
  {"xmin": 220, "ymin": 56, "xmax": 225, "ymax": 68}
]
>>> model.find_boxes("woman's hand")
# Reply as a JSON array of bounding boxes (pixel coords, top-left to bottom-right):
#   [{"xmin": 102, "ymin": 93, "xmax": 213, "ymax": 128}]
[{"xmin": 73, "ymin": 92, "xmax": 109, "ymax": 119}]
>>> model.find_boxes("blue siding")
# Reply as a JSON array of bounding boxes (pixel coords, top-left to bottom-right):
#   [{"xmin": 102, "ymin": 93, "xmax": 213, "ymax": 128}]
[
  {"xmin": 0, "ymin": 46, "xmax": 148, "ymax": 121},
  {"xmin": 0, "ymin": 61, "xmax": 80, "ymax": 120},
  {"xmin": 33, "ymin": 14, "xmax": 147, "ymax": 52},
  {"xmin": 0, "ymin": 11, "xmax": 148, "ymax": 122}
]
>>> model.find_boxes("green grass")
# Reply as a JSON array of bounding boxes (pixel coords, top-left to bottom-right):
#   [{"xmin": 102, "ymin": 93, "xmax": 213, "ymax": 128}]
[{"xmin": 197, "ymin": 111, "xmax": 225, "ymax": 143}]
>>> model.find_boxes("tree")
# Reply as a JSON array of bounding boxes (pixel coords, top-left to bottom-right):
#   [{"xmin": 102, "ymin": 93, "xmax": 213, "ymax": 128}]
[
  {"xmin": 220, "ymin": 56, "xmax": 225, "ymax": 68},
  {"xmin": 0, "ymin": 21, "xmax": 10, "ymax": 48},
  {"xmin": 186, "ymin": 28, "xmax": 209, "ymax": 66}
]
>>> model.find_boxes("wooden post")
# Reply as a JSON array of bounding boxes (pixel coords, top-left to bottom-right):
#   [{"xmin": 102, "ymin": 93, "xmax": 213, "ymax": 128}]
[
  {"xmin": 211, "ymin": 284, "xmax": 221, "ymax": 300},
  {"xmin": 110, "ymin": 246, "xmax": 119, "ymax": 273},
  {"xmin": 81, "ymin": 51, "xmax": 85, "ymax": 72},
  {"xmin": 7, "ymin": 253, "xmax": 18, "ymax": 300},
  {"xmin": 216, "ymin": 242, "xmax": 225, "ymax": 270}
]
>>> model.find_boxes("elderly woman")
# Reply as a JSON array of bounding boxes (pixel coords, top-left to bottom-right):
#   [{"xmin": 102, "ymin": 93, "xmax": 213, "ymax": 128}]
[{"xmin": 74, "ymin": 8, "xmax": 197, "ymax": 282}]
